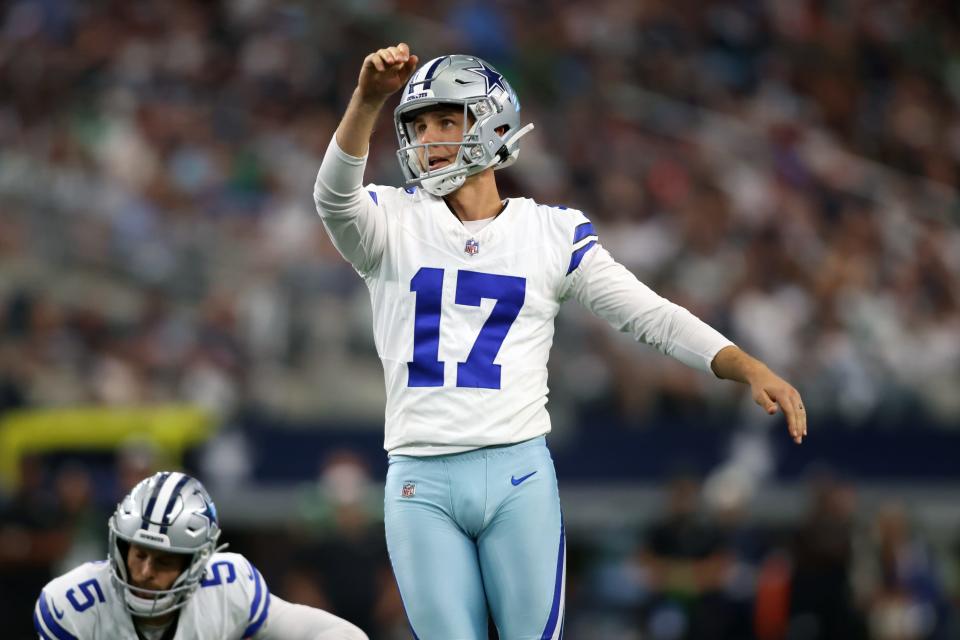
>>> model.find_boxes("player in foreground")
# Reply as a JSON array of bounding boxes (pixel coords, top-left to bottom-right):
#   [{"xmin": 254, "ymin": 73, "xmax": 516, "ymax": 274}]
[
  {"xmin": 34, "ymin": 471, "xmax": 368, "ymax": 640},
  {"xmin": 314, "ymin": 43, "xmax": 807, "ymax": 639}
]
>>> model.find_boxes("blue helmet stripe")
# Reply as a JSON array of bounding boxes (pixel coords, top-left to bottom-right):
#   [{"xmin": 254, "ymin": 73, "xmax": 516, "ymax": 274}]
[
  {"xmin": 158, "ymin": 473, "xmax": 191, "ymax": 534},
  {"xmin": 141, "ymin": 471, "xmax": 171, "ymax": 530},
  {"xmin": 414, "ymin": 56, "xmax": 447, "ymax": 92}
]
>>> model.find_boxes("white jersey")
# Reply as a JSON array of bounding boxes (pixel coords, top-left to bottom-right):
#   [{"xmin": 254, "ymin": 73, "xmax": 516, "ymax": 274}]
[
  {"xmin": 315, "ymin": 140, "xmax": 734, "ymax": 456},
  {"xmin": 34, "ymin": 552, "xmax": 270, "ymax": 640}
]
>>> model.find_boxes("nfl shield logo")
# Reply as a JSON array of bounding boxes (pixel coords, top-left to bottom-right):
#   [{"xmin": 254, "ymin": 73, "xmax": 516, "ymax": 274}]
[
  {"xmin": 401, "ymin": 482, "xmax": 416, "ymax": 498},
  {"xmin": 464, "ymin": 238, "xmax": 479, "ymax": 256}
]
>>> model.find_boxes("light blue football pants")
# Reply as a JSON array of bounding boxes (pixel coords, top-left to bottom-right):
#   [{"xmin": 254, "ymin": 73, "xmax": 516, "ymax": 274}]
[{"xmin": 384, "ymin": 436, "xmax": 566, "ymax": 640}]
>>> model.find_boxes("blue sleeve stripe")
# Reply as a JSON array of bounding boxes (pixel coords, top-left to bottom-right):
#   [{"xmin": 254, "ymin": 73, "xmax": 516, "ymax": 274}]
[
  {"xmin": 33, "ymin": 609, "xmax": 54, "ymax": 640},
  {"xmin": 573, "ymin": 222, "xmax": 595, "ymax": 244},
  {"xmin": 38, "ymin": 593, "xmax": 77, "ymax": 640},
  {"xmin": 247, "ymin": 564, "xmax": 265, "ymax": 621},
  {"xmin": 566, "ymin": 240, "xmax": 597, "ymax": 275},
  {"xmin": 367, "ymin": 190, "xmax": 378, "ymax": 205},
  {"xmin": 243, "ymin": 591, "xmax": 271, "ymax": 638}
]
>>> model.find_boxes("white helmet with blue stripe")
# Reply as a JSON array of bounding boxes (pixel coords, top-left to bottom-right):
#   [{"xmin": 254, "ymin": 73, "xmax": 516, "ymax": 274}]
[
  {"xmin": 394, "ymin": 54, "xmax": 534, "ymax": 197},
  {"xmin": 108, "ymin": 471, "xmax": 223, "ymax": 617}
]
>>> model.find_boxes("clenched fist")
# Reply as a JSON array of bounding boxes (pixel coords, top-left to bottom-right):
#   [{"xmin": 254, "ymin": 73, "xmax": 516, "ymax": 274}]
[{"xmin": 357, "ymin": 43, "xmax": 420, "ymax": 106}]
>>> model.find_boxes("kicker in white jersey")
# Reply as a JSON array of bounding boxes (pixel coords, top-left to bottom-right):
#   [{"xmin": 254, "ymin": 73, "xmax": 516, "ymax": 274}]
[
  {"xmin": 364, "ymin": 184, "xmax": 597, "ymax": 455},
  {"xmin": 315, "ymin": 139, "xmax": 733, "ymax": 456}
]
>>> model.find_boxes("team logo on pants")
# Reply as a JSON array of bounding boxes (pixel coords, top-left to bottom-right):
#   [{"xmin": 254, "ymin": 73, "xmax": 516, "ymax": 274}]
[{"xmin": 401, "ymin": 482, "xmax": 416, "ymax": 498}]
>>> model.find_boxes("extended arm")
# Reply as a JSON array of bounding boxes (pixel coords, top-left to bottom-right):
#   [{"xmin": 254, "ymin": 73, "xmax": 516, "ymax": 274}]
[
  {"xmin": 254, "ymin": 596, "xmax": 368, "ymax": 640},
  {"xmin": 571, "ymin": 246, "xmax": 733, "ymax": 374},
  {"xmin": 571, "ymin": 247, "xmax": 806, "ymax": 443}
]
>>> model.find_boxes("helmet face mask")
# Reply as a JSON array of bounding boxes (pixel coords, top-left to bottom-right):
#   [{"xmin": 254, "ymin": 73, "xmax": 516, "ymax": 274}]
[
  {"xmin": 108, "ymin": 472, "xmax": 222, "ymax": 618},
  {"xmin": 394, "ymin": 55, "xmax": 534, "ymax": 197}
]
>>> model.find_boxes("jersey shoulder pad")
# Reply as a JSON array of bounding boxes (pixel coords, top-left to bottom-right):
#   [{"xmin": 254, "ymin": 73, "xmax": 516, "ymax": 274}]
[
  {"xmin": 533, "ymin": 202, "xmax": 599, "ymax": 275},
  {"xmin": 363, "ymin": 182, "xmax": 428, "ymax": 210},
  {"xmin": 535, "ymin": 201, "xmax": 591, "ymax": 225},
  {"xmin": 197, "ymin": 552, "xmax": 271, "ymax": 638},
  {"xmin": 35, "ymin": 561, "xmax": 111, "ymax": 639}
]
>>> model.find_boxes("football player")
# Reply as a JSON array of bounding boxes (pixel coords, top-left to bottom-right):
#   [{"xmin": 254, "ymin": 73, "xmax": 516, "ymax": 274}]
[
  {"xmin": 313, "ymin": 43, "xmax": 807, "ymax": 639},
  {"xmin": 34, "ymin": 471, "xmax": 368, "ymax": 640}
]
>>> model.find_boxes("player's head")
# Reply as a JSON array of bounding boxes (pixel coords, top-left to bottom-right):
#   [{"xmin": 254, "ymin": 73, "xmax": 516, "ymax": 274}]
[
  {"xmin": 394, "ymin": 55, "xmax": 534, "ymax": 197},
  {"xmin": 108, "ymin": 471, "xmax": 222, "ymax": 618}
]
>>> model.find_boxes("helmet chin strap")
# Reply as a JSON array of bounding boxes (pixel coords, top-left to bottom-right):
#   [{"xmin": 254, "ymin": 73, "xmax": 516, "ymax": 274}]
[
  {"xmin": 421, "ymin": 172, "xmax": 466, "ymax": 197},
  {"xmin": 125, "ymin": 588, "xmax": 180, "ymax": 618},
  {"xmin": 420, "ymin": 123, "xmax": 535, "ymax": 197}
]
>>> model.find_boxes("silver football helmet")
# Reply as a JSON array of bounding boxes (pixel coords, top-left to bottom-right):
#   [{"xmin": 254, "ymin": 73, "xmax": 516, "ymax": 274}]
[
  {"xmin": 108, "ymin": 471, "xmax": 223, "ymax": 618},
  {"xmin": 394, "ymin": 55, "xmax": 535, "ymax": 196}
]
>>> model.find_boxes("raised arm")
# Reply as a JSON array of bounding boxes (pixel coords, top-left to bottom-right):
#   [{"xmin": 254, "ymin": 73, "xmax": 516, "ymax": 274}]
[
  {"xmin": 313, "ymin": 44, "xmax": 419, "ymax": 275},
  {"xmin": 336, "ymin": 43, "xmax": 418, "ymax": 156}
]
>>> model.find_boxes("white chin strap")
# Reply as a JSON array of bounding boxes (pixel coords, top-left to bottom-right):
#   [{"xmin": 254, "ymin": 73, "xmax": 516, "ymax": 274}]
[
  {"xmin": 421, "ymin": 172, "xmax": 466, "ymax": 197},
  {"xmin": 125, "ymin": 589, "xmax": 179, "ymax": 618},
  {"xmin": 419, "ymin": 123, "xmax": 535, "ymax": 197}
]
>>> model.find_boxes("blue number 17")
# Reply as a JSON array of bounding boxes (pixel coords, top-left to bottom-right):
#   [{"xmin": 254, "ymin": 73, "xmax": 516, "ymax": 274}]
[{"xmin": 408, "ymin": 268, "xmax": 526, "ymax": 389}]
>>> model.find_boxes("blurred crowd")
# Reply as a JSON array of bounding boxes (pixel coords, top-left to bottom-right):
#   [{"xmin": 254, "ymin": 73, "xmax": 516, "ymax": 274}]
[
  {"xmin": 1, "ymin": 0, "xmax": 958, "ymax": 428},
  {"xmin": 2, "ymin": 452, "xmax": 957, "ymax": 639}
]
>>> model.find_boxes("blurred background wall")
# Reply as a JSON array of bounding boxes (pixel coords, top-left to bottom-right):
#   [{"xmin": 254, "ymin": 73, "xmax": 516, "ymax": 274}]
[{"xmin": 1, "ymin": 1, "xmax": 959, "ymax": 638}]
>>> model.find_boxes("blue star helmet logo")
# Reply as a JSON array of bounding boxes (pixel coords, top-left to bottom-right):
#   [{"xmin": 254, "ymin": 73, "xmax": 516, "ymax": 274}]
[
  {"xmin": 465, "ymin": 60, "xmax": 508, "ymax": 97},
  {"xmin": 195, "ymin": 491, "xmax": 218, "ymax": 525}
]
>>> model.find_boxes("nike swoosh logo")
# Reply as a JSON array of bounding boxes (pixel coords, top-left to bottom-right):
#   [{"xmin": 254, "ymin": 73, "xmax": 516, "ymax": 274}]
[
  {"xmin": 511, "ymin": 471, "xmax": 537, "ymax": 486},
  {"xmin": 52, "ymin": 599, "xmax": 64, "ymax": 620}
]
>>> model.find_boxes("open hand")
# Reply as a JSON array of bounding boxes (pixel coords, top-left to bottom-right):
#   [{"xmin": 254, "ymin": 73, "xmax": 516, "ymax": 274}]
[{"xmin": 749, "ymin": 369, "xmax": 807, "ymax": 444}]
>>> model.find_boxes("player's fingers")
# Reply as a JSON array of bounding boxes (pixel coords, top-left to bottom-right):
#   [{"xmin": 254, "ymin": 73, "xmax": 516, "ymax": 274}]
[
  {"xmin": 379, "ymin": 47, "xmax": 399, "ymax": 66},
  {"xmin": 778, "ymin": 389, "xmax": 805, "ymax": 444},
  {"xmin": 400, "ymin": 55, "xmax": 419, "ymax": 81},
  {"xmin": 387, "ymin": 46, "xmax": 408, "ymax": 64},
  {"xmin": 366, "ymin": 52, "xmax": 386, "ymax": 73},
  {"xmin": 785, "ymin": 402, "xmax": 803, "ymax": 444},
  {"xmin": 397, "ymin": 42, "xmax": 410, "ymax": 57},
  {"xmin": 754, "ymin": 388, "xmax": 778, "ymax": 415},
  {"xmin": 796, "ymin": 396, "xmax": 808, "ymax": 437}
]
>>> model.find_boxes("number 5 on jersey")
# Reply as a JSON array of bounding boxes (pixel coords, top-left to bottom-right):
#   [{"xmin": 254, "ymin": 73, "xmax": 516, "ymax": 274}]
[{"xmin": 408, "ymin": 268, "xmax": 526, "ymax": 389}]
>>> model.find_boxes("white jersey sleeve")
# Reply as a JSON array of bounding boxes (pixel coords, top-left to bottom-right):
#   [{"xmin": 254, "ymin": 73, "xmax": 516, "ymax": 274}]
[
  {"xmin": 313, "ymin": 138, "xmax": 388, "ymax": 277},
  {"xmin": 252, "ymin": 596, "xmax": 367, "ymax": 640},
  {"xmin": 560, "ymin": 212, "xmax": 733, "ymax": 374}
]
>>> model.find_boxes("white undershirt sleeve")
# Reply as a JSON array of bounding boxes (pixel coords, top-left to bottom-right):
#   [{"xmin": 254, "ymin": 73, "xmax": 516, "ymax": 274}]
[
  {"xmin": 569, "ymin": 245, "xmax": 734, "ymax": 375},
  {"xmin": 313, "ymin": 138, "xmax": 387, "ymax": 276},
  {"xmin": 253, "ymin": 596, "xmax": 368, "ymax": 640}
]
